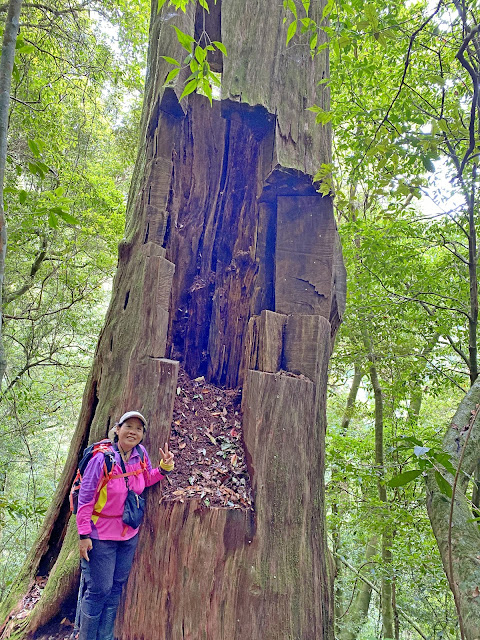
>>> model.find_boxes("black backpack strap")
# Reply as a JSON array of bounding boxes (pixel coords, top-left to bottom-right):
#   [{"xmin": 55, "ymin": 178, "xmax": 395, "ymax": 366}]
[{"xmin": 114, "ymin": 445, "xmax": 131, "ymax": 490}]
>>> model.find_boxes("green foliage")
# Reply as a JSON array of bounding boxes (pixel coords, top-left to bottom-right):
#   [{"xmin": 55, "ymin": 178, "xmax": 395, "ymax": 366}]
[
  {"xmin": 157, "ymin": 1, "xmax": 225, "ymax": 104},
  {"xmin": 0, "ymin": 0, "xmax": 147, "ymax": 594}
]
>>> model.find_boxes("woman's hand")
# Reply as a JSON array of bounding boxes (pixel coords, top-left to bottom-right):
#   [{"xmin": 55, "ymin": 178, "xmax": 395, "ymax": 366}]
[
  {"xmin": 79, "ymin": 538, "xmax": 93, "ymax": 562},
  {"xmin": 159, "ymin": 441, "xmax": 174, "ymax": 466}
]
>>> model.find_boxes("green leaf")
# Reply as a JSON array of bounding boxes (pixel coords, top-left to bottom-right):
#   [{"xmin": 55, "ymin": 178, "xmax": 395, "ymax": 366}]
[
  {"xmin": 48, "ymin": 211, "xmax": 58, "ymax": 228},
  {"xmin": 302, "ymin": 0, "xmax": 310, "ymax": 14},
  {"xmin": 212, "ymin": 41, "xmax": 227, "ymax": 56},
  {"xmin": 19, "ymin": 190, "xmax": 27, "ymax": 205},
  {"xmin": 180, "ymin": 78, "xmax": 198, "ymax": 100},
  {"xmin": 195, "ymin": 45, "xmax": 207, "ymax": 63},
  {"xmin": 421, "ymin": 156, "xmax": 435, "ymax": 172},
  {"xmin": 364, "ymin": 3, "xmax": 379, "ymax": 27},
  {"xmin": 413, "ymin": 445, "xmax": 430, "ymax": 457},
  {"xmin": 161, "ymin": 56, "xmax": 180, "ymax": 65},
  {"xmin": 431, "ymin": 451, "xmax": 456, "ymax": 475},
  {"xmin": 12, "ymin": 62, "xmax": 20, "ymax": 84},
  {"xmin": 198, "ymin": 0, "xmax": 209, "ymax": 11},
  {"xmin": 28, "ymin": 162, "xmax": 45, "ymax": 179},
  {"xmin": 16, "ymin": 44, "xmax": 35, "ymax": 55},
  {"xmin": 431, "ymin": 75, "xmax": 446, "ymax": 86},
  {"xmin": 157, "ymin": 0, "xmax": 167, "ymax": 11},
  {"xmin": 438, "ymin": 118, "xmax": 449, "ymax": 132},
  {"xmin": 435, "ymin": 471, "xmax": 453, "ymax": 498},
  {"xmin": 202, "ymin": 77, "xmax": 213, "ymax": 104},
  {"xmin": 54, "ymin": 209, "xmax": 79, "ymax": 225},
  {"xmin": 28, "ymin": 139, "xmax": 40, "ymax": 157},
  {"xmin": 164, "ymin": 67, "xmax": 180, "ymax": 85},
  {"xmin": 54, "ymin": 186, "xmax": 65, "ymax": 197},
  {"xmin": 173, "ymin": 26, "xmax": 195, "ymax": 52},
  {"xmin": 388, "ymin": 469, "xmax": 423, "ymax": 487},
  {"xmin": 307, "ymin": 105, "xmax": 332, "ymax": 125},
  {"xmin": 374, "ymin": 32, "xmax": 387, "ymax": 47},
  {"xmin": 286, "ymin": 20, "xmax": 297, "ymax": 44},
  {"xmin": 338, "ymin": 35, "xmax": 351, "ymax": 49},
  {"xmin": 323, "ymin": 0, "xmax": 334, "ymax": 19}
]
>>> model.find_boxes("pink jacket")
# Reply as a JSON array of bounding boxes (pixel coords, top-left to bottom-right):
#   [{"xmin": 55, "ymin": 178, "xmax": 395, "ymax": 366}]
[{"xmin": 76, "ymin": 445, "xmax": 164, "ymax": 541}]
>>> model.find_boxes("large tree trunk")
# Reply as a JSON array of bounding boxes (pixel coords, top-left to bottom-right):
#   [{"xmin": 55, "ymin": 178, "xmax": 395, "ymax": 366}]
[
  {"xmin": 0, "ymin": 1, "xmax": 345, "ymax": 638},
  {"xmin": 426, "ymin": 378, "xmax": 480, "ymax": 640}
]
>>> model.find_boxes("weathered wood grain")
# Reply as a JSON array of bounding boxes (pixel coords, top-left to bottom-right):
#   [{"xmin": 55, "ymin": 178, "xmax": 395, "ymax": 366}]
[
  {"xmin": 283, "ymin": 314, "xmax": 332, "ymax": 384},
  {"xmin": 118, "ymin": 370, "xmax": 334, "ymax": 640},
  {"xmin": 257, "ymin": 310, "xmax": 287, "ymax": 372},
  {"xmin": 221, "ymin": 0, "xmax": 329, "ymax": 176},
  {"xmin": 275, "ymin": 194, "xmax": 337, "ymax": 318},
  {"xmin": 239, "ymin": 310, "xmax": 287, "ymax": 380}
]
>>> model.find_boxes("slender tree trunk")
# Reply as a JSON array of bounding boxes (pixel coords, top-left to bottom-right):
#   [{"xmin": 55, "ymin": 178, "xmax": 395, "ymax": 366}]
[
  {"xmin": 392, "ymin": 573, "xmax": 400, "ymax": 640},
  {"xmin": 340, "ymin": 364, "xmax": 364, "ymax": 434},
  {"xmin": 467, "ymin": 171, "xmax": 478, "ymax": 385},
  {"xmin": 0, "ymin": 0, "xmax": 23, "ymax": 384},
  {"xmin": 334, "ymin": 363, "xmax": 365, "ymax": 624},
  {"xmin": 337, "ymin": 536, "xmax": 378, "ymax": 640},
  {"xmin": 362, "ymin": 328, "xmax": 394, "ymax": 640},
  {"xmin": 332, "ymin": 363, "xmax": 365, "ymax": 632},
  {"xmin": 407, "ymin": 333, "xmax": 440, "ymax": 424}
]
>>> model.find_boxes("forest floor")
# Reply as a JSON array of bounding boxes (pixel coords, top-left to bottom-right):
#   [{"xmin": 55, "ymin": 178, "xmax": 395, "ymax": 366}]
[{"xmin": 25, "ymin": 366, "xmax": 252, "ymax": 639}]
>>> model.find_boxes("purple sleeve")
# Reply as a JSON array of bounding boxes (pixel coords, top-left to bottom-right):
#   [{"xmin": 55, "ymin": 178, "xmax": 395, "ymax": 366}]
[
  {"xmin": 76, "ymin": 454, "xmax": 105, "ymax": 536},
  {"xmin": 140, "ymin": 446, "xmax": 164, "ymax": 487}
]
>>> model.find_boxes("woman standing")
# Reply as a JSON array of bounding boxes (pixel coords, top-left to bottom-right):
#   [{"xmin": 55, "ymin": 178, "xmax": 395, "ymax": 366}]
[{"xmin": 76, "ymin": 411, "xmax": 174, "ymax": 640}]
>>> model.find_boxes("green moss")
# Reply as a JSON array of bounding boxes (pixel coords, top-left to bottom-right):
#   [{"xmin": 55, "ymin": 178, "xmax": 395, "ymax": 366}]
[{"xmin": 26, "ymin": 519, "xmax": 80, "ymax": 633}]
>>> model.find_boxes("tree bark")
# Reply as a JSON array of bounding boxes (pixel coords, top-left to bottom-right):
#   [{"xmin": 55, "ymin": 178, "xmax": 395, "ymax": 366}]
[
  {"xmin": 362, "ymin": 328, "xmax": 394, "ymax": 640},
  {"xmin": 426, "ymin": 377, "xmax": 480, "ymax": 640},
  {"xmin": 0, "ymin": 0, "xmax": 23, "ymax": 384},
  {"xmin": 340, "ymin": 364, "xmax": 364, "ymax": 434},
  {"xmin": 0, "ymin": 1, "xmax": 346, "ymax": 638},
  {"xmin": 332, "ymin": 364, "xmax": 364, "ymax": 630}
]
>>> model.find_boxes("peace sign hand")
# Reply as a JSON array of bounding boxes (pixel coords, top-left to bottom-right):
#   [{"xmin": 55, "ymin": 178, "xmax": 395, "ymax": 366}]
[{"xmin": 160, "ymin": 441, "xmax": 174, "ymax": 466}]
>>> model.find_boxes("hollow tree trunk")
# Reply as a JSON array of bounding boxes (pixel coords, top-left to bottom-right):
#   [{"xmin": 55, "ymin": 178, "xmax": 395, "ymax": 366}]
[{"xmin": 0, "ymin": 1, "xmax": 346, "ymax": 638}]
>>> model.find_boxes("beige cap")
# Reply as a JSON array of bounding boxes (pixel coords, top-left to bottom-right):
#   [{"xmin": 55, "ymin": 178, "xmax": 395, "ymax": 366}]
[
  {"xmin": 118, "ymin": 411, "xmax": 147, "ymax": 427},
  {"xmin": 108, "ymin": 411, "xmax": 147, "ymax": 441}
]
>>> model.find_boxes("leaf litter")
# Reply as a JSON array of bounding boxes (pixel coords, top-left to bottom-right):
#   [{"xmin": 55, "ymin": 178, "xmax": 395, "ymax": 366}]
[{"xmin": 162, "ymin": 366, "xmax": 253, "ymax": 510}]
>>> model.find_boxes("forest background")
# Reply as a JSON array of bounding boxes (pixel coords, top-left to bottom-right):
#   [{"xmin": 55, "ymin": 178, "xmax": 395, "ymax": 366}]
[{"xmin": 0, "ymin": 0, "xmax": 479, "ymax": 638}]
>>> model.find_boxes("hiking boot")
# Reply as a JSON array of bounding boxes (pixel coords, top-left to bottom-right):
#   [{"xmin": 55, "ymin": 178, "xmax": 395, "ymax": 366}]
[{"xmin": 78, "ymin": 609, "xmax": 101, "ymax": 640}]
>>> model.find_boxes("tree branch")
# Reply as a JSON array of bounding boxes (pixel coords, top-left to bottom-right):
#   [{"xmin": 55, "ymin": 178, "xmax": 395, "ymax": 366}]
[{"xmin": 4, "ymin": 235, "xmax": 48, "ymax": 304}]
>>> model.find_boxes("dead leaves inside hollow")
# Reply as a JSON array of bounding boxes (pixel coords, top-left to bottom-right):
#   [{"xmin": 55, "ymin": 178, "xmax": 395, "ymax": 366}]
[{"xmin": 162, "ymin": 367, "xmax": 253, "ymax": 510}]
